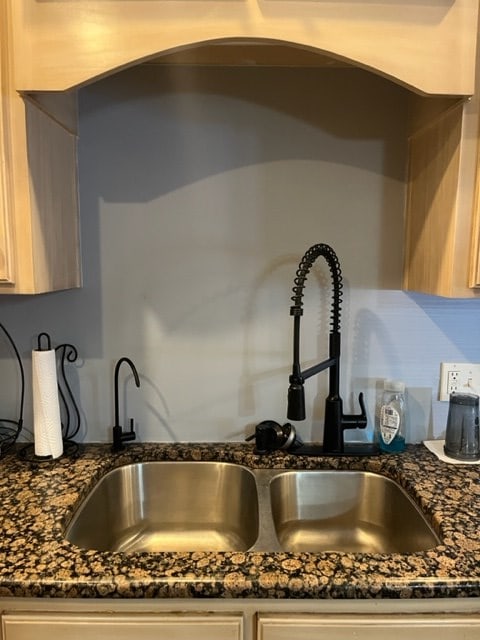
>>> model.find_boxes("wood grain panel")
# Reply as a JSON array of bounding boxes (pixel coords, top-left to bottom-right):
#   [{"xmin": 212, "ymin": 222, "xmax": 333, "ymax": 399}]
[{"xmin": 10, "ymin": 0, "xmax": 479, "ymax": 95}]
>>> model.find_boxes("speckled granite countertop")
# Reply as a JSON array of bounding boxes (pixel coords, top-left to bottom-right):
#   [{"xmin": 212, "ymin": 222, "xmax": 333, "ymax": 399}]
[{"xmin": 0, "ymin": 442, "xmax": 479, "ymax": 600}]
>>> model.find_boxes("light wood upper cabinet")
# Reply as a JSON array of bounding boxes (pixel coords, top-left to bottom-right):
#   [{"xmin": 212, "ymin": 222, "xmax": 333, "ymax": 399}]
[
  {"xmin": 3, "ymin": 0, "xmax": 480, "ymax": 296},
  {"xmin": 403, "ymin": 29, "xmax": 480, "ymax": 298},
  {"xmin": 403, "ymin": 100, "xmax": 471, "ymax": 297},
  {"xmin": 10, "ymin": 0, "xmax": 479, "ymax": 96},
  {"xmin": 0, "ymin": 2, "xmax": 81, "ymax": 294}
]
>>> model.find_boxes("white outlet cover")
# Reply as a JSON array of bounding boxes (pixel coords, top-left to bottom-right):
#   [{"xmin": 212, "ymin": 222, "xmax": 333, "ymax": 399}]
[{"xmin": 439, "ymin": 362, "xmax": 480, "ymax": 401}]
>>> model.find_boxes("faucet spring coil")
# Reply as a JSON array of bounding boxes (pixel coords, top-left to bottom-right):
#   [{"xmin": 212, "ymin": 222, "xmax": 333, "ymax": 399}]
[{"xmin": 290, "ymin": 243, "xmax": 343, "ymax": 332}]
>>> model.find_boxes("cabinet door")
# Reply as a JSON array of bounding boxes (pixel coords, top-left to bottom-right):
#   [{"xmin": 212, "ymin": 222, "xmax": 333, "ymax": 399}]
[
  {"xmin": 258, "ymin": 613, "xmax": 480, "ymax": 640},
  {"xmin": 0, "ymin": 1, "xmax": 14, "ymax": 286},
  {"xmin": 2, "ymin": 612, "xmax": 243, "ymax": 640},
  {"xmin": 403, "ymin": 53, "xmax": 480, "ymax": 297},
  {"xmin": 0, "ymin": 178, "xmax": 14, "ymax": 285},
  {"xmin": 469, "ymin": 143, "xmax": 480, "ymax": 288},
  {"xmin": 0, "ymin": 0, "xmax": 81, "ymax": 294}
]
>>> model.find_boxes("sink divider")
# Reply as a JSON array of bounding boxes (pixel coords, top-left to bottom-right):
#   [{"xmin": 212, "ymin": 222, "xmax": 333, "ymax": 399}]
[{"xmin": 249, "ymin": 469, "xmax": 283, "ymax": 552}]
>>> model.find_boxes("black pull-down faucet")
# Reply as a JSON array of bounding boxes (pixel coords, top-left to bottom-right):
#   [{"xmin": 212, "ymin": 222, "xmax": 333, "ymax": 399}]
[
  {"xmin": 112, "ymin": 356, "xmax": 140, "ymax": 452},
  {"xmin": 287, "ymin": 243, "xmax": 376, "ymax": 456}
]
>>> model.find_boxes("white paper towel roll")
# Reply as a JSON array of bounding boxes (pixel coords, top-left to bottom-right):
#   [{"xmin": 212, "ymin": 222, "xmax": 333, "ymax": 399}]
[{"xmin": 32, "ymin": 349, "xmax": 63, "ymax": 459}]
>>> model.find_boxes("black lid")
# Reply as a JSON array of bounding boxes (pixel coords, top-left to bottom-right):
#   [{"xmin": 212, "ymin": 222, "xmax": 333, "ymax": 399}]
[{"xmin": 450, "ymin": 392, "xmax": 479, "ymax": 406}]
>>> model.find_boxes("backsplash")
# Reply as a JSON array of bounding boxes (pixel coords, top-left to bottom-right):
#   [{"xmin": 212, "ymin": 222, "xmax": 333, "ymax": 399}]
[{"xmin": 1, "ymin": 65, "xmax": 480, "ymax": 444}]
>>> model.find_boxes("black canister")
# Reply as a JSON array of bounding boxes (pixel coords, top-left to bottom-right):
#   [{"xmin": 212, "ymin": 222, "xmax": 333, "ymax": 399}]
[{"xmin": 444, "ymin": 392, "xmax": 480, "ymax": 460}]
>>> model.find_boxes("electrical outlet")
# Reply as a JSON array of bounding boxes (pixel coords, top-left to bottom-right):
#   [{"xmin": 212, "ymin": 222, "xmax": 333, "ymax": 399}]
[{"xmin": 439, "ymin": 363, "xmax": 480, "ymax": 401}]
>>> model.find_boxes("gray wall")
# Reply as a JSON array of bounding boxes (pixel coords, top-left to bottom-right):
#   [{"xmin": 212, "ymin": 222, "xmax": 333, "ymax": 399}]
[{"xmin": 1, "ymin": 65, "xmax": 480, "ymax": 445}]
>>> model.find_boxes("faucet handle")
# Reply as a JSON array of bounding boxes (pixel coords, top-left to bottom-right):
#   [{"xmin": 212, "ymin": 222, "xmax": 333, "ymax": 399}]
[
  {"xmin": 125, "ymin": 418, "xmax": 136, "ymax": 440},
  {"xmin": 112, "ymin": 419, "xmax": 136, "ymax": 451},
  {"xmin": 341, "ymin": 392, "xmax": 367, "ymax": 430}
]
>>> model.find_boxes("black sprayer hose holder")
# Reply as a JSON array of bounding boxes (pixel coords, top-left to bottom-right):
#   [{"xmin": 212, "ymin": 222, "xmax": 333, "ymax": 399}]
[{"xmin": 246, "ymin": 421, "xmax": 303, "ymax": 454}]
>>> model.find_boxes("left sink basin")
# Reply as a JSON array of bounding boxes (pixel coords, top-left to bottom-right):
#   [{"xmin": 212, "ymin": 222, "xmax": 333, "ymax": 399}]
[{"xmin": 64, "ymin": 461, "xmax": 259, "ymax": 553}]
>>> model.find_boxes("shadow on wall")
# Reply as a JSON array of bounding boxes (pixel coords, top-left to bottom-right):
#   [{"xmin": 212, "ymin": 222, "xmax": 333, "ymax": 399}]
[
  {"xmin": 0, "ymin": 63, "xmax": 412, "ymax": 441},
  {"xmin": 78, "ymin": 62, "xmax": 407, "ymax": 334},
  {"xmin": 79, "ymin": 64, "xmax": 408, "ymax": 204}
]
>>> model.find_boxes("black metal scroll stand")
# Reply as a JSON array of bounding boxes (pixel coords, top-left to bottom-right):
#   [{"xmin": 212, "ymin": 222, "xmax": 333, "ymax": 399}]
[
  {"xmin": 19, "ymin": 332, "xmax": 82, "ymax": 463},
  {"xmin": 55, "ymin": 341, "xmax": 81, "ymax": 456},
  {"xmin": 0, "ymin": 322, "xmax": 25, "ymax": 456}
]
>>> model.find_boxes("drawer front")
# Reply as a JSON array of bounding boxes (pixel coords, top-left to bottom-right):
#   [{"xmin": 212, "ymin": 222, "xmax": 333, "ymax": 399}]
[{"xmin": 2, "ymin": 612, "xmax": 243, "ymax": 640}]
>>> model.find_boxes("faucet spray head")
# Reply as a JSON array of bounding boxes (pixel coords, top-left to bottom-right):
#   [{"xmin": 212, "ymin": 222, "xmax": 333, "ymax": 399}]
[{"xmin": 287, "ymin": 382, "xmax": 306, "ymax": 421}]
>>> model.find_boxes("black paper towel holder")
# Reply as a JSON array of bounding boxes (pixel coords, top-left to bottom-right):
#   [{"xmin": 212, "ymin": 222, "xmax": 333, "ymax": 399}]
[{"xmin": 19, "ymin": 331, "xmax": 82, "ymax": 463}]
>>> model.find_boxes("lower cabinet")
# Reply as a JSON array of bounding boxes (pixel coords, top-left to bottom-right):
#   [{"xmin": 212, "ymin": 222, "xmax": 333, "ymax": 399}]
[
  {"xmin": 257, "ymin": 613, "xmax": 480, "ymax": 640},
  {"xmin": 2, "ymin": 600, "xmax": 480, "ymax": 640},
  {"xmin": 1, "ymin": 612, "xmax": 242, "ymax": 640}
]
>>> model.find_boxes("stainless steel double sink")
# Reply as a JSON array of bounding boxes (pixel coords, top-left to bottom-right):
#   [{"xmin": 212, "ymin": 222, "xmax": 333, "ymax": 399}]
[{"xmin": 64, "ymin": 462, "xmax": 440, "ymax": 554}]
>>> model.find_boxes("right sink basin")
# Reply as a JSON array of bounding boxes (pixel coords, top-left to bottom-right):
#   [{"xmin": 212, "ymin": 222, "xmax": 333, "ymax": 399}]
[{"xmin": 268, "ymin": 470, "xmax": 440, "ymax": 554}]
